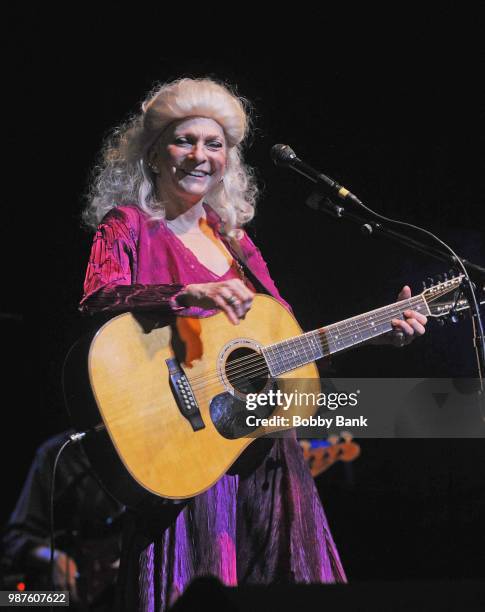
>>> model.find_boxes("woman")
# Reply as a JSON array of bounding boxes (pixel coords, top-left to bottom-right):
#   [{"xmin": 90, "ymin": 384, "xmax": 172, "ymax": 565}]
[{"xmin": 80, "ymin": 77, "xmax": 426, "ymax": 610}]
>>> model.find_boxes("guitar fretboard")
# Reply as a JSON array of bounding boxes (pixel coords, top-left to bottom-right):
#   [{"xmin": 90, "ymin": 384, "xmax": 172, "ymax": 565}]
[{"xmin": 262, "ymin": 295, "xmax": 429, "ymax": 377}]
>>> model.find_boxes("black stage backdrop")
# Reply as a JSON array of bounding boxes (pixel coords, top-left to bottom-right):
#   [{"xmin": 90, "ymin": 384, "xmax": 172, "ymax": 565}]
[{"xmin": 4, "ymin": 9, "xmax": 485, "ymax": 583}]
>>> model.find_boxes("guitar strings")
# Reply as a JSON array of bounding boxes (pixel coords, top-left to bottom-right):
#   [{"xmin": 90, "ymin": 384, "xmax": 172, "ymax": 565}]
[
  {"xmin": 206, "ymin": 285, "xmax": 456, "ymax": 385},
  {"xmin": 187, "ymin": 294, "xmax": 438, "ymax": 394},
  {"xmin": 179, "ymin": 290, "xmax": 456, "ymax": 408},
  {"xmin": 189, "ymin": 297, "xmax": 436, "ymax": 394},
  {"xmin": 189, "ymin": 294, "xmax": 426, "ymax": 386},
  {"xmin": 91, "ymin": 287, "xmax": 460, "ymax": 433},
  {"xmin": 196, "ymin": 287, "xmax": 456, "ymax": 386}
]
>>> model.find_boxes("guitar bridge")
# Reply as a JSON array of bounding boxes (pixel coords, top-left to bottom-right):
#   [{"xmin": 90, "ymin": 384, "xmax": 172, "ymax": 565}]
[{"xmin": 166, "ymin": 358, "xmax": 205, "ymax": 431}]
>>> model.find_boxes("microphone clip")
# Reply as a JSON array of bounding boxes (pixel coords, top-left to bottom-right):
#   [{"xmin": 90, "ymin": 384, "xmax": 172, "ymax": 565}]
[{"xmin": 306, "ymin": 192, "xmax": 345, "ymax": 218}]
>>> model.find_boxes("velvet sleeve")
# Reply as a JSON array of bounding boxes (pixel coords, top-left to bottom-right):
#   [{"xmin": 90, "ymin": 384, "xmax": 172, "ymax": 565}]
[{"xmin": 79, "ymin": 209, "xmax": 186, "ymax": 315}]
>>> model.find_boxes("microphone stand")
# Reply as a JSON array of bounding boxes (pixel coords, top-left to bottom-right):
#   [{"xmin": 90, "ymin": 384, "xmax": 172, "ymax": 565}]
[{"xmin": 306, "ymin": 191, "xmax": 485, "ymax": 395}]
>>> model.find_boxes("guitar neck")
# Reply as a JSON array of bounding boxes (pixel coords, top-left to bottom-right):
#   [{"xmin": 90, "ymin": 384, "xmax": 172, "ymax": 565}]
[{"xmin": 262, "ymin": 295, "xmax": 430, "ymax": 376}]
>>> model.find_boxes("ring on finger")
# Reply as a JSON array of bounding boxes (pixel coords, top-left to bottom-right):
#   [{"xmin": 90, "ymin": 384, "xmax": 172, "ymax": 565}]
[{"xmin": 226, "ymin": 295, "xmax": 238, "ymax": 306}]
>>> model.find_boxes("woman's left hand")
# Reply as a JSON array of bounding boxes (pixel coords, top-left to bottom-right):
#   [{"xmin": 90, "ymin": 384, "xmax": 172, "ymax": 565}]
[{"xmin": 387, "ymin": 285, "xmax": 428, "ymax": 347}]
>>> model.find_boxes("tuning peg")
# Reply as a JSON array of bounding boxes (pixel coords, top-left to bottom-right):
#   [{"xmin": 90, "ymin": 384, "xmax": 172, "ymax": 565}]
[
  {"xmin": 443, "ymin": 272, "xmax": 449, "ymax": 282},
  {"xmin": 449, "ymin": 308, "xmax": 460, "ymax": 324},
  {"xmin": 436, "ymin": 274, "xmax": 443, "ymax": 284},
  {"xmin": 437, "ymin": 318, "xmax": 445, "ymax": 326},
  {"xmin": 427, "ymin": 277, "xmax": 435, "ymax": 288}
]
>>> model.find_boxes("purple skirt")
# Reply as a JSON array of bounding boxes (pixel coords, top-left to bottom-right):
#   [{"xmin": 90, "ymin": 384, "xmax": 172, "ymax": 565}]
[{"xmin": 116, "ymin": 435, "xmax": 347, "ymax": 611}]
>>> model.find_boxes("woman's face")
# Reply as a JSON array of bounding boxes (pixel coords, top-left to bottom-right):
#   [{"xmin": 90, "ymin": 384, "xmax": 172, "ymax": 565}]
[{"xmin": 152, "ymin": 116, "xmax": 227, "ymax": 209}]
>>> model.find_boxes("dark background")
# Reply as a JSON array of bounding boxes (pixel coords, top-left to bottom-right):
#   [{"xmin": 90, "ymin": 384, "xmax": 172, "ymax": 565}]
[{"xmin": 3, "ymin": 8, "xmax": 484, "ymax": 583}]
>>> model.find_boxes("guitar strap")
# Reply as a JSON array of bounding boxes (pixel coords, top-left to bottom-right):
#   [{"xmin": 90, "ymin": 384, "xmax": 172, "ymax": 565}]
[{"xmin": 223, "ymin": 235, "xmax": 273, "ymax": 297}]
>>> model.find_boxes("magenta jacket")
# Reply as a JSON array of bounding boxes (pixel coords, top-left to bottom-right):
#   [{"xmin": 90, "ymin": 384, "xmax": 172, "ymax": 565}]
[{"xmin": 79, "ymin": 204, "xmax": 290, "ymax": 316}]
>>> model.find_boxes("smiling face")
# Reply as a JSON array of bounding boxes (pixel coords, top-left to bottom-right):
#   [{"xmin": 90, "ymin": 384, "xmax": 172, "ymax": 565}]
[{"xmin": 150, "ymin": 117, "xmax": 227, "ymax": 216}]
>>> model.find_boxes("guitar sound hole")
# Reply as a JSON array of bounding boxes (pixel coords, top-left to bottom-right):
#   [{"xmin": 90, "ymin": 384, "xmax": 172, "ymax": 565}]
[{"xmin": 225, "ymin": 347, "xmax": 269, "ymax": 395}]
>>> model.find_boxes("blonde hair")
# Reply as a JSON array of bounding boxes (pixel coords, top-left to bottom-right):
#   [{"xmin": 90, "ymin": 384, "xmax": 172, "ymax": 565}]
[{"xmin": 83, "ymin": 77, "xmax": 258, "ymax": 236}]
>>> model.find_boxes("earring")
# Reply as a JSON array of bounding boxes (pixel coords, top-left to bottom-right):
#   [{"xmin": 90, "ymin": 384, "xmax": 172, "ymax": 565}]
[{"xmin": 149, "ymin": 164, "xmax": 160, "ymax": 174}]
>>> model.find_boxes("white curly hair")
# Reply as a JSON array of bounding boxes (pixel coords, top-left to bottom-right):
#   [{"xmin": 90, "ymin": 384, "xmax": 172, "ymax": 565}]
[{"xmin": 82, "ymin": 77, "xmax": 259, "ymax": 237}]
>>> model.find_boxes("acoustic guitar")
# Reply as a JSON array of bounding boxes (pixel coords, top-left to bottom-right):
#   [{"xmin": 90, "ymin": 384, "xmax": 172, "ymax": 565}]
[{"xmin": 63, "ymin": 274, "xmax": 476, "ymax": 505}]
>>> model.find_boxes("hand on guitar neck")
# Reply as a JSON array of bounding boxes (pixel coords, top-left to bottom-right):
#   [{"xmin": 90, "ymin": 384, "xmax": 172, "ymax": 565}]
[{"xmin": 368, "ymin": 285, "xmax": 428, "ymax": 348}]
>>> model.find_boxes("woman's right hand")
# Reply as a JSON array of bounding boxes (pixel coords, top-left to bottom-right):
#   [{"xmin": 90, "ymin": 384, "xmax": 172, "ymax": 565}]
[{"xmin": 178, "ymin": 279, "xmax": 254, "ymax": 325}]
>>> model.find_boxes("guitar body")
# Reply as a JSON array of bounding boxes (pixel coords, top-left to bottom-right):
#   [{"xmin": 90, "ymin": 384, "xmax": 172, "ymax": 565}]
[{"xmin": 64, "ymin": 295, "xmax": 320, "ymax": 506}]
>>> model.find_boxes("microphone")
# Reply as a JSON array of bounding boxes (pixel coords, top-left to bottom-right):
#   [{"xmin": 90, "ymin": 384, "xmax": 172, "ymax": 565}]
[{"xmin": 271, "ymin": 144, "xmax": 363, "ymax": 206}]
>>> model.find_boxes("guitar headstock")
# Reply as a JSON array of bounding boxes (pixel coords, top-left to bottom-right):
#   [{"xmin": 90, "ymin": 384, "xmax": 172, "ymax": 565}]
[
  {"xmin": 421, "ymin": 274, "xmax": 464, "ymax": 320},
  {"xmin": 421, "ymin": 273, "xmax": 484, "ymax": 323},
  {"xmin": 421, "ymin": 273, "xmax": 464, "ymax": 301}
]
